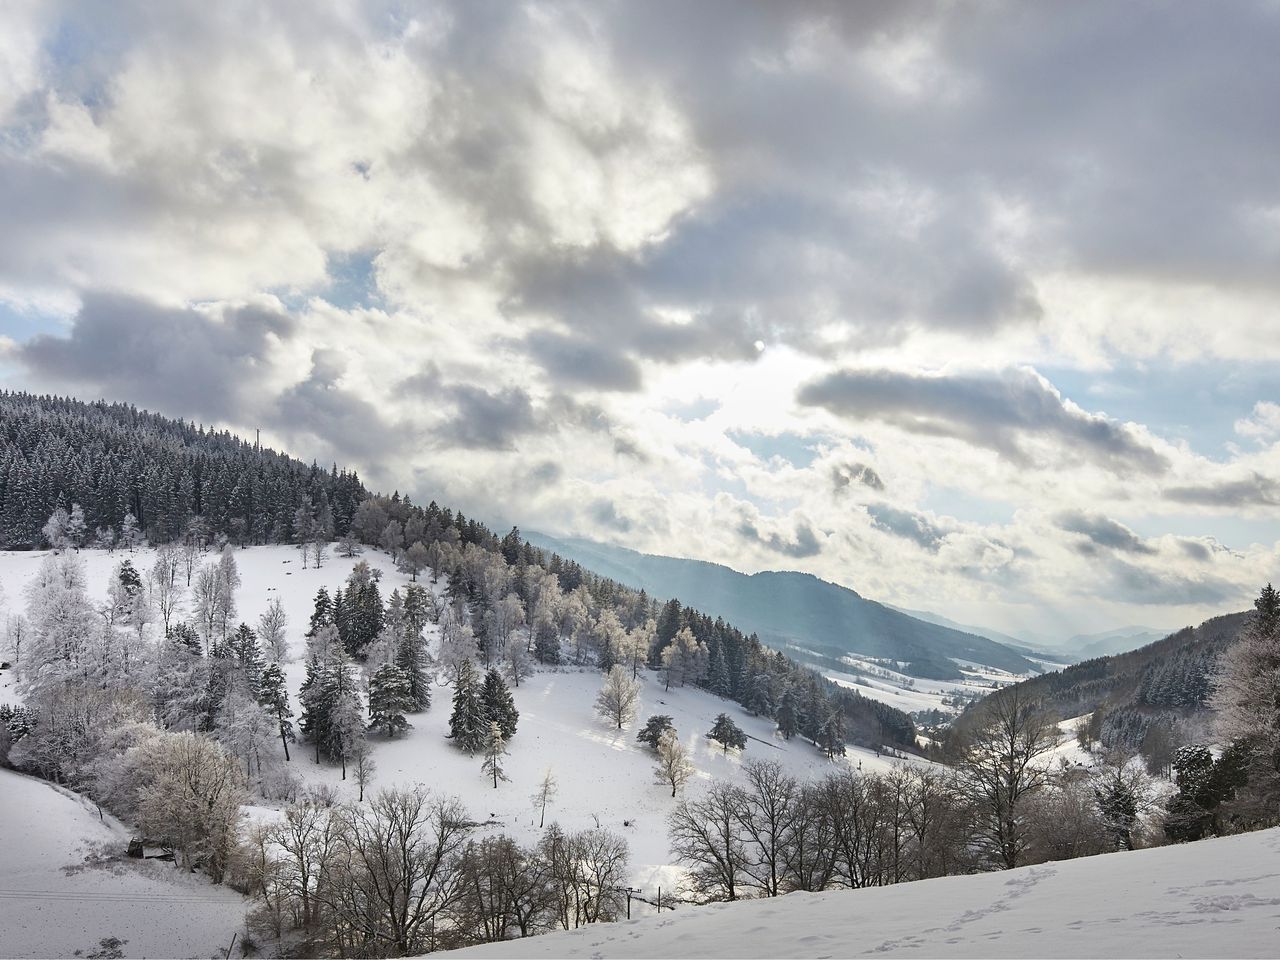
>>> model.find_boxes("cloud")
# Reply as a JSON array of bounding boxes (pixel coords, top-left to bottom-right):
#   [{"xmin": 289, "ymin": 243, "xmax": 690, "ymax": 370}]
[
  {"xmin": 866, "ymin": 503, "xmax": 947, "ymax": 552},
  {"xmin": 438, "ymin": 385, "xmax": 538, "ymax": 451},
  {"xmin": 1165, "ymin": 473, "xmax": 1280, "ymax": 509},
  {"xmin": 272, "ymin": 349, "xmax": 400, "ymax": 464},
  {"xmin": 736, "ymin": 515, "xmax": 823, "ymax": 559},
  {"xmin": 797, "ymin": 367, "xmax": 1169, "ymax": 474},
  {"xmin": 832, "ymin": 461, "xmax": 886, "ymax": 492},
  {"xmin": 1107, "ymin": 560, "xmax": 1242, "ymax": 607},
  {"xmin": 524, "ymin": 330, "xmax": 643, "ymax": 392},
  {"xmin": 1234, "ymin": 401, "xmax": 1280, "ymax": 441},
  {"xmin": 18, "ymin": 291, "xmax": 293, "ymax": 423},
  {"xmin": 1055, "ymin": 510, "xmax": 1156, "ymax": 556}
]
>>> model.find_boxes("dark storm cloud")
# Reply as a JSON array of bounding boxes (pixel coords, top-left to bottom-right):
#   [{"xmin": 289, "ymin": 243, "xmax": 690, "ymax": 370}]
[
  {"xmin": 1056, "ymin": 510, "xmax": 1156, "ymax": 556},
  {"xmin": 736, "ymin": 517, "xmax": 823, "ymax": 558},
  {"xmin": 1165, "ymin": 473, "xmax": 1280, "ymax": 509},
  {"xmin": 18, "ymin": 291, "xmax": 293, "ymax": 423},
  {"xmin": 797, "ymin": 368, "xmax": 1169, "ymax": 473},
  {"xmin": 866, "ymin": 504, "xmax": 947, "ymax": 552}
]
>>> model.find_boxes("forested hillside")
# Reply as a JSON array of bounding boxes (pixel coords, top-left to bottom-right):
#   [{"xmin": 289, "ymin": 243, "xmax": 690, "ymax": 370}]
[
  {"xmin": 950, "ymin": 611, "xmax": 1249, "ymax": 769},
  {"xmin": 0, "ymin": 391, "xmax": 913, "ymax": 752}
]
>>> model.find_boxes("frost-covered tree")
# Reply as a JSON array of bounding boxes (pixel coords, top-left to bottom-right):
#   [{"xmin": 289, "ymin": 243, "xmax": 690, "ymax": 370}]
[
  {"xmin": 148, "ymin": 547, "xmax": 183, "ymax": 637},
  {"xmin": 1211, "ymin": 583, "xmax": 1280, "ymax": 792},
  {"xmin": 621, "ymin": 620, "xmax": 655, "ymax": 680},
  {"xmin": 438, "ymin": 622, "xmax": 477, "ymax": 687},
  {"xmin": 483, "ymin": 593, "xmax": 525, "ymax": 666},
  {"xmin": 594, "ymin": 665, "xmax": 640, "ymax": 730},
  {"xmin": 128, "ymin": 731, "xmax": 246, "ymax": 882},
  {"xmin": 481, "ymin": 721, "xmax": 510, "ymax": 788},
  {"xmin": 449, "ymin": 658, "xmax": 486, "ymax": 754},
  {"xmin": 398, "ymin": 541, "xmax": 430, "ymax": 582},
  {"xmin": 708, "ymin": 713, "xmax": 747, "ymax": 754},
  {"xmin": 42, "ymin": 506, "xmax": 71, "ymax": 551},
  {"xmin": 258, "ymin": 597, "xmax": 289, "ymax": 664},
  {"xmin": 368, "ymin": 662, "xmax": 413, "ymax": 739},
  {"xmin": 22, "ymin": 552, "xmax": 95, "ymax": 696},
  {"xmin": 532, "ymin": 768, "xmax": 558, "ymax": 828},
  {"xmin": 502, "ymin": 633, "xmax": 532, "ymax": 688},
  {"xmin": 120, "ymin": 512, "xmax": 143, "ymax": 552},
  {"xmin": 661, "ymin": 627, "xmax": 707, "ymax": 691},
  {"xmin": 655, "ymin": 728, "xmax": 695, "ymax": 797}
]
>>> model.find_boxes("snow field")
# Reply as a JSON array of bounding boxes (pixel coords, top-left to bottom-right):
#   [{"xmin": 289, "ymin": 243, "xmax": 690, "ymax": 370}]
[
  {"xmin": 0, "ymin": 767, "xmax": 247, "ymax": 960},
  {"xmin": 442, "ymin": 825, "xmax": 1280, "ymax": 959}
]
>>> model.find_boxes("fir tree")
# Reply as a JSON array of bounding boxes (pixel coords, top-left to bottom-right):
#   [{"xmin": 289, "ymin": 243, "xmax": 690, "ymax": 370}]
[
  {"xmin": 308, "ymin": 587, "xmax": 332, "ymax": 636},
  {"xmin": 368, "ymin": 662, "xmax": 413, "ymax": 738},
  {"xmin": 481, "ymin": 667, "xmax": 520, "ymax": 739},
  {"xmin": 258, "ymin": 662, "xmax": 295, "ymax": 762},
  {"xmin": 449, "ymin": 659, "xmax": 487, "ymax": 754}
]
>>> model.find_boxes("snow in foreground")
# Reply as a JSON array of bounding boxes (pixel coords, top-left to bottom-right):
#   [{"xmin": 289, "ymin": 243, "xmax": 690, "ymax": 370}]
[
  {"xmin": 442, "ymin": 827, "xmax": 1280, "ymax": 959},
  {"xmin": 0, "ymin": 767, "xmax": 247, "ymax": 960}
]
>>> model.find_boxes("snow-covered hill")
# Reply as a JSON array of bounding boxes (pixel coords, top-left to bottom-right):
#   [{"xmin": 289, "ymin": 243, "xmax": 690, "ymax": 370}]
[
  {"xmin": 0, "ymin": 767, "xmax": 247, "ymax": 959},
  {"xmin": 442, "ymin": 827, "xmax": 1280, "ymax": 959},
  {"xmin": 0, "ymin": 545, "xmax": 908, "ymax": 900}
]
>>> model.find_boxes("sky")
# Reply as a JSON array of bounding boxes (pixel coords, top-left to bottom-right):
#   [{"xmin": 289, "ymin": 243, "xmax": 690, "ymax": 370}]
[{"xmin": 1, "ymin": 1, "xmax": 1278, "ymax": 641}]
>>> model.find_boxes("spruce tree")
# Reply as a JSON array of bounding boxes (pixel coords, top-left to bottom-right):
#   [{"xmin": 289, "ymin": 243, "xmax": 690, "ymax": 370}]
[
  {"xmin": 533, "ymin": 622, "xmax": 561, "ymax": 665},
  {"xmin": 308, "ymin": 587, "xmax": 332, "ymax": 636},
  {"xmin": 449, "ymin": 659, "xmax": 487, "ymax": 754},
  {"xmin": 481, "ymin": 667, "xmax": 519, "ymax": 739},
  {"xmin": 368, "ymin": 662, "xmax": 413, "ymax": 738},
  {"xmin": 259, "ymin": 662, "xmax": 295, "ymax": 761}
]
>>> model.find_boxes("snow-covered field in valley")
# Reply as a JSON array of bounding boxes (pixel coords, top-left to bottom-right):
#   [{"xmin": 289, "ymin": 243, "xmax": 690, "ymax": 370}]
[
  {"xmin": 0, "ymin": 767, "xmax": 247, "ymax": 960},
  {"xmin": 0, "ymin": 545, "xmax": 908, "ymax": 909},
  {"xmin": 442, "ymin": 826, "xmax": 1280, "ymax": 959}
]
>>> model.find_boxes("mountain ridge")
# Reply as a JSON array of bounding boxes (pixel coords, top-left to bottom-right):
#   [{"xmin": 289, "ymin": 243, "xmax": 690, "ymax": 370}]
[{"xmin": 527, "ymin": 532, "xmax": 1038, "ymax": 680}]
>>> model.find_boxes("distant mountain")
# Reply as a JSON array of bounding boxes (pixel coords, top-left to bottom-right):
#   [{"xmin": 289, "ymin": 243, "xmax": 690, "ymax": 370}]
[
  {"xmin": 1069, "ymin": 626, "xmax": 1168, "ymax": 660},
  {"xmin": 884, "ymin": 605, "xmax": 1073, "ymax": 665},
  {"xmin": 527, "ymin": 533, "xmax": 1038, "ymax": 680}
]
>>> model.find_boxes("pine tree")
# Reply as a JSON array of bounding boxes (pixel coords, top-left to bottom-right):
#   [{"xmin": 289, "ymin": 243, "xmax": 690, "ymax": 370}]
[
  {"xmin": 533, "ymin": 621, "xmax": 561, "ymax": 665},
  {"xmin": 258, "ymin": 662, "xmax": 295, "ymax": 762},
  {"xmin": 707, "ymin": 647, "xmax": 730, "ymax": 697},
  {"xmin": 395, "ymin": 606, "xmax": 432, "ymax": 712},
  {"xmin": 228, "ymin": 622, "xmax": 265, "ymax": 697},
  {"xmin": 708, "ymin": 713, "xmax": 747, "ymax": 753},
  {"xmin": 368, "ymin": 662, "xmax": 413, "ymax": 738},
  {"xmin": 481, "ymin": 667, "xmax": 520, "ymax": 739},
  {"xmin": 449, "ymin": 659, "xmax": 487, "ymax": 754}
]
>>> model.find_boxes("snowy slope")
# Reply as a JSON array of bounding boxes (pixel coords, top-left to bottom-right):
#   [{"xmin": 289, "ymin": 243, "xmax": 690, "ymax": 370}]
[
  {"xmin": 0, "ymin": 767, "xmax": 247, "ymax": 960},
  {"xmin": 442, "ymin": 827, "xmax": 1280, "ymax": 959},
  {"xmin": 0, "ymin": 546, "xmax": 908, "ymax": 896}
]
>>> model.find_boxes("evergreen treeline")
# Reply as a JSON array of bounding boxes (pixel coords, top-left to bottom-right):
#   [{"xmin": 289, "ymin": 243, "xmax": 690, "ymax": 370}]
[{"xmin": 0, "ymin": 391, "xmax": 364, "ymax": 548}]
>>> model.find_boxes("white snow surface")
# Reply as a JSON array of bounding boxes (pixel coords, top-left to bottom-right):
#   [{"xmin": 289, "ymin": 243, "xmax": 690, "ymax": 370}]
[
  {"xmin": 0, "ymin": 767, "xmax": 247, "ymax": 960},
  {"xmin": 442, "ymin": 827, "xmax": 1280, "ymax": 959}
]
